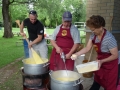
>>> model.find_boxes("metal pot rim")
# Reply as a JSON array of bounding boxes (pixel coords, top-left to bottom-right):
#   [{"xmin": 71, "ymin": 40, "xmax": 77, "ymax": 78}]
[
  {"xmin": 50, "ymin": 76, "xmax": 80, "ymax": 84},
  {"xmin": 22, "ymin": 59, "xmax": 48, "ymax": 66},
  {"xmin": 50, "ymin": 70, "xmax": 81, "ymax": 83}
]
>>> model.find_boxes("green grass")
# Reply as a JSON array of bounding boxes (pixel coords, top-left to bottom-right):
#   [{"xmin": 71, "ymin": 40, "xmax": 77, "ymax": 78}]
[
  {"xmin": 0, "ymin": 35, "xmax": 24, "ymax": 68},
  {"xmin": 0, "ymin": 28, "xmax": 24, "ymax": 68}
]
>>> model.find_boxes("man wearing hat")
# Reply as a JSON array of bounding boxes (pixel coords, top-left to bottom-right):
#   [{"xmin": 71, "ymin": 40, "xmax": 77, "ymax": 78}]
[
  {"xmin": 20, "ymin": 10, "xmax": 48, "ymax": 59},
  {"xmin": 49, "ymin": 11, "xmax": 80, "ymax": 71}
]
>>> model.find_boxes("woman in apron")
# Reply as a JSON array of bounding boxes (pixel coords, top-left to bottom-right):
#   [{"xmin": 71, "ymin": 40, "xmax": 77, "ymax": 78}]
[
  {"xmin": 71, "ymin": 15, "xmax": 118, "ymax": 90},
  {"xmin": 49, "ymin": 11, "xmax": 80, "ymax": 71}
]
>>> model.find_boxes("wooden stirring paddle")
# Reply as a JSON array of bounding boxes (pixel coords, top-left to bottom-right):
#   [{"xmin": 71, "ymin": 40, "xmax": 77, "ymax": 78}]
[
  {"xmin": 24, "ymin": 36, "xmax": 44, "ymax": 64},
  {"xmin": 87, "ymin": 46, "xmax": 94, "ymax": 62}
]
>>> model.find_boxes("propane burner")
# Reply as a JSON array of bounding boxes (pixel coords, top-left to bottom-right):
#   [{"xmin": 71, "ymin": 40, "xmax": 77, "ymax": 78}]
[
  {"xmin": 24, "ymin": 77, "xmax": 42, "ymax": 86},
  {"xmin": 21, "ymin": 67, "xmax": 50, "ymax": 90},
  {"xmin": 21, "ymin": 69, "xmax": 42, "ymax": 87},
  {"xmin": 23, "ymin": 85, "xmax": 47, "ymax": 90}
]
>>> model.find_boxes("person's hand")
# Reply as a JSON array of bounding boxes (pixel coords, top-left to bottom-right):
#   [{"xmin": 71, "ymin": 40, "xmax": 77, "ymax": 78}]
[
  {"xmin": 97, "ymin": 59, "xmax": 103, "ymax": 69},
  {"xmin": 65, "ymin": 53, "xmax": 71, "ymax": 59},
  {"xmin": 71, "ymin": 54, "xmax": 78, "ymax": 60},
  {"xmin": 56, "ymin": 47, "xmax": 61, "ymax": 53},
  {"xmin": 28, "ymin": 42, "xmax": 33, "ymax": 48},
  {"xmin": 20, "ymin": 32, "xmax": 26, "ymax": 37}
]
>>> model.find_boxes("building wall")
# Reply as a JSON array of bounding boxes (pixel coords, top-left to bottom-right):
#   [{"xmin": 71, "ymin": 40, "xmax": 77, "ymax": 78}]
[
  {"xmin": 86, "ymin": 0, "xmax": 114, "ymax": 30},
  {"xmin": 112, "ymin": 0, "xmax": 120, "ymax": 30},
  {"xmin": 85, "ymin": 0, "xmax": 120, "ymax": 60}
]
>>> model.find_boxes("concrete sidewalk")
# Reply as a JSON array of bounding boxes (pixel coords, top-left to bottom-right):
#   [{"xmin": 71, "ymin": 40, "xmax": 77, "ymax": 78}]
[
  {"xmin": 80, "ymin": 75, "xmax": 104, "ymax": 90},
  {"xmin": 74, "ymin": 55, "xmax": 104, "ymax": 90}
]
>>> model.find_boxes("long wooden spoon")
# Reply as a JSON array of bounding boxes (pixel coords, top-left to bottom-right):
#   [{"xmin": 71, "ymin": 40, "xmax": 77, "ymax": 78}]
[{"xmin": 24, "ymin": 36, "xmax": 44, "ymax": 64}]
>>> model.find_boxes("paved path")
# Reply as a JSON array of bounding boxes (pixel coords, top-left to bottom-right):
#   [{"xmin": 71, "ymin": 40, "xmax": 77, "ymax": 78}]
[
  {"xmin": 80, "ymin": 75, "xmax": 104, "ymax": 90},
  {"xmin": 0, "ymin": 57, "xmax": 24, "ymax": 90}
]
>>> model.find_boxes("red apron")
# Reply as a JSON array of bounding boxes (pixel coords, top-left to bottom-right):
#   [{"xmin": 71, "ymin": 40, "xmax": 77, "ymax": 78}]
[
  {"xmin": 92, "ymin": 29, "xmax": 118, "ymax": 90},
  {"xmin": 49, "ymin": 25, "xmax": 74, "ymax": 71}
]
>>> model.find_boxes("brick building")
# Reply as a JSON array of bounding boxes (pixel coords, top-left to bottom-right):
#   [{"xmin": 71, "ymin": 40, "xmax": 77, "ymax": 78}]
[{"xmin": 85, "ymin": 0, "xmax": 120, "ymax": 60}]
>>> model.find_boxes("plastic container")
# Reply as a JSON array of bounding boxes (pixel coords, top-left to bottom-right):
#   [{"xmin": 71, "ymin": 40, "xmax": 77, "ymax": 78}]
[
  {"xmin": 23, "ymin": 39, "xmax": 29, "ymax": 58},
  {"xmin": 76, "ymin": 60, "xmax": 99, "ymax": 78}
]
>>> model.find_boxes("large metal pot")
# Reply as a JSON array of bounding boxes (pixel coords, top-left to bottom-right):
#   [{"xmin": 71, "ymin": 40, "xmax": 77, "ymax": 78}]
[
  {"xmin": 49, "ymin": 70, "xmax": 83, "ymax": 90},
  {"xmin": 22, "ymin": 58, "xmax": 49, "ymax": 75}
]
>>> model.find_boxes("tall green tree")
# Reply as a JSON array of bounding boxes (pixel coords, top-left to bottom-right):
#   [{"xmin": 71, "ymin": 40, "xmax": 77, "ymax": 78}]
[
  {"xmin": 1, "ymin": 0, "xmax": 86, "ymax": 38},
  {"xmin": 1, "ymin": 0, "xmax": 37, "ymax": 38},
  {"xmin": 62, "ymin": 0, "xmax": 86, "ymax": 22},
  {"xmin": 34, "ymin": 0, "xmax": 63, "ymax": 27}
]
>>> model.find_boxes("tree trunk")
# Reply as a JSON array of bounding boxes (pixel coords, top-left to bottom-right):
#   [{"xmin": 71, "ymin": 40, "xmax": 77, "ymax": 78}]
[{"xmin": 2, "ymin": 0, "xmax": 13, "ymax": 38}]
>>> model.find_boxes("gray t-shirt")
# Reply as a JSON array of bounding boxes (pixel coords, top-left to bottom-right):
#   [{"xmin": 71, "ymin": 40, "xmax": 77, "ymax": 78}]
[
  {"xmin": 90, "ymin": 30, "xmax": 117, "ymax": 53},
  {"xmin": 51, "ymin": 24, "xmax": 80, "ymax": 44}
]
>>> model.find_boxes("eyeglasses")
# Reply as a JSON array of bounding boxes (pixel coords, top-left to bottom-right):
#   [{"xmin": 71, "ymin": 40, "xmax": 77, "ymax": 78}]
[{"xmin": 90, "ymin": 28, "xmax": 96, "ymax": 32}]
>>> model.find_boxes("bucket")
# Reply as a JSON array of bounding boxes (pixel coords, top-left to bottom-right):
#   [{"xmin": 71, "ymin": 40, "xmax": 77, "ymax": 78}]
[{"xmin": 82, "ymin": 60, "xmax": 93, "ymax": 78}]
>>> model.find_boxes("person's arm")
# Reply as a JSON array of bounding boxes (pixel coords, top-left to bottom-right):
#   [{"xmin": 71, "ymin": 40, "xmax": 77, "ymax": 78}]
[
  {"xmin": 71, "ymin": 39, "xmax": 93, "ymax": 60},
  {"xmin": 76, "ymin": 39, "xmax": 93, "ymax": 55},
  {"xmin": 29, "ymin": 35, "xmax": 43, "ymax": 47},
  {"xmin": 66, "ymin": 43, "xmax": 79, "ymax": 59},
  {"xmin": 65, "ymin": 26, "xmax": 80, "ymax": 59},
  {"xmin": 98, "ymin": 47, "xmax": 118, "ymax": 68},
  {"xmin": 50, "ymin": 40, "xmax": 62, "ymax": 53},
  {"xmin": 98, "ymin": 34, "xmax": 118, "ymax": 67},
  {"xmin": 20, "ymin": 21, "xmax": 26, "ymax": 37},
  {"xmin": 50, "ymin": 25, "xmax": 61, "ymax": 53}
]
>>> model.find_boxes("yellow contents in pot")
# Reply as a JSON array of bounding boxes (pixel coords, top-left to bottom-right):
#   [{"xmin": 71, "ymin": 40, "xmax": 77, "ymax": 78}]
[
  {"xmin": 24, "ymin": 58, "xmax": 48, "ymax": 64},
  {"xmin": 57, "ymin": 77, "xmax": 77, "ymax": 81},
  {"xmin": 31, "ymin": 48, "xmax": 44, "ymax": 64}
]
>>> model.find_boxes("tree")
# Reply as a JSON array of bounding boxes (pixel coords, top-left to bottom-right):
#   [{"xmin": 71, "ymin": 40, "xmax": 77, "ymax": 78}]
[
  {"xmin": 62, "ymin": 0, "xmax": 86, "ymax": 22},
  {"xmin": 2, "ymin": 0, "xmax": 13, "ymax": 38},
  {"xmin": 1, "ymin": 0, "xmax": 86, "ymax": 38},
  {"xmin": 1, "ymin": 0, "xmax": 37, "ymax": 38},
  {"xmin": 34, "ymin": 0, "xmax": 63, "ymax": 27},
  {"xmin": 0, "ymin": 4, "xmax": 2, "ymax": 24}
]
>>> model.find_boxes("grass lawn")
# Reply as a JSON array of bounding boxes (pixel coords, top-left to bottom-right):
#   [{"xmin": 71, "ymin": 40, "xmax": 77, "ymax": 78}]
[{"xmin": 0, "ymin": 31, "xmax": 24, "ymax": 68}]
